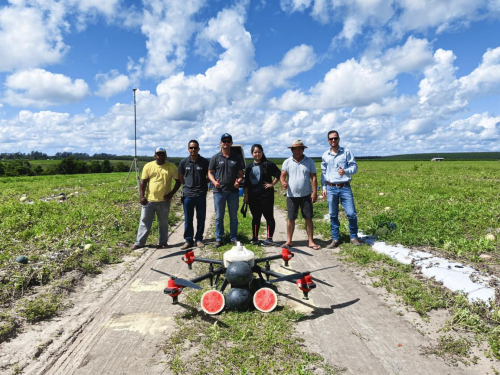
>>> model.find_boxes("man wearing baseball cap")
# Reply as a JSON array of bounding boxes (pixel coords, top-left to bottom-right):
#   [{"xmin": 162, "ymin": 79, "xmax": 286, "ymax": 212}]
[
  {"xmin": 208, "ymin": 133, "xmax": 245, "ymax": 247},
  {"xmin": 132, "ymin": 147, "xmax": 181, "ymax": 249},
  {"xmin": 280, "ymin": 140, "xmax": 320, "ymax": 250}
]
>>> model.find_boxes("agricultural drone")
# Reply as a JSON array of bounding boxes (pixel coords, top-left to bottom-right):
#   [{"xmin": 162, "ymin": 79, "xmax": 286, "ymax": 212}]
[{"xmin": 151, "ymin": 243, "xmax": 317, "ymax": 314}]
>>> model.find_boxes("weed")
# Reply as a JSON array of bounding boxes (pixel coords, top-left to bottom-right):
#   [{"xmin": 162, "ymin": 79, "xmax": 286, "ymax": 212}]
[
  {"xmin": 0, "ymin": 312, "xmax": 19, "ymax": 343},
  {"xmin": 17, "ymin": 292, "xmax": 66, "ymax": 323},
  {"xmin": 421, "ymin": 334, "xmax": 476, "ymax": 366}
]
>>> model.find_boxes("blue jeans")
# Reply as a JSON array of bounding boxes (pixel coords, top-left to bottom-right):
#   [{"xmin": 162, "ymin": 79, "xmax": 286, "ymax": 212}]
[
  {"xmin": 134, "ymin": 201, "xmax": 171, "ymax": 246},
  {"xmin": 327, "ymin": 185, "xmax": 358, "ymax": 240},
  {"xmin": 213, "ymin": 191, "xmax": 239, "ymax": 242},
  {"xmin": 183, "ymin": 193, "xmax": 207, "ymax": 243}
]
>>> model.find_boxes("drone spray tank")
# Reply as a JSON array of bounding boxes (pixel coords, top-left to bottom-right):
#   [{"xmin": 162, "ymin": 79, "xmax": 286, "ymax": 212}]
[{"xmin": 223, "ymin": 241, "xmax": 255, "ymax": 267}]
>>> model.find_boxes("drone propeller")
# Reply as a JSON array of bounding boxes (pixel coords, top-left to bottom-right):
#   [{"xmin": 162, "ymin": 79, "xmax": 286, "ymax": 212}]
[
  {"xmin": 150, "ymin": 268, "xmax": 202, "ymax": 290},
  {"xmin": 280, "ymin": 265, "xmax": 336, "ymax": 287},
  {"xmin": 157, "ymin": 250, "xmax": 186, "ymax": 260},
  {"xmin": 268, "ymin": 271, "xmax": 310, "ymax": 284},
  {"xmin": 283, "ymin": 246, "xmax": 313, "ymax": 256}
]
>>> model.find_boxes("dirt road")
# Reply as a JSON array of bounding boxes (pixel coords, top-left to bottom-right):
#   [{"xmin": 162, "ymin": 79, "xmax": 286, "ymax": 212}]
[{"xmin": 2, "ymin": 195, "xmax": 486, "ymax": 374}]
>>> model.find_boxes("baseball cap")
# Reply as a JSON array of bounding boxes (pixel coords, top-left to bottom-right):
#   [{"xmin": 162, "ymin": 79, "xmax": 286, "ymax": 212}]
[
  {"xmin": 220, "ymin": 133, "xmax": 232, "ymax": 141},
  {"xmin": 155, "ymin": 147, "xmax": 167, "ymax": 153}
]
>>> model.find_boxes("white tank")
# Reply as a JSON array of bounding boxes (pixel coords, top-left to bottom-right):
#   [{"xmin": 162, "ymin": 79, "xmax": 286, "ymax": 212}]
[{"xmin": 223, "ymin": 242, "xmax": 255, "ymax": 267}]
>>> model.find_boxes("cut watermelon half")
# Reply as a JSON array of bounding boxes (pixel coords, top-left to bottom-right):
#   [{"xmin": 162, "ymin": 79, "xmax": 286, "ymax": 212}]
[
  {"xmin": 253, "ymin": 287, "xmax": 278, "ymax": 313},
  {"xmin": 201, "ymin": 290, "xmax": 225, "ymax": 315}
]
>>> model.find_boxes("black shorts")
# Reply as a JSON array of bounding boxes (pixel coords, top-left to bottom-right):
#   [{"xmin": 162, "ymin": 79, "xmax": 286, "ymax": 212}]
[{"xmin": 286, "ymin": 195, "xmax": 314, "ymax": 220}]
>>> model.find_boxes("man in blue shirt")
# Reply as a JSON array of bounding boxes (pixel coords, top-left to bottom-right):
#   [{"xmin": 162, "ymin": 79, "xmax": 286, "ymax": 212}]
[{"xmin": 321, "ymin": 130, "xmax": 363, "ymax": 248}]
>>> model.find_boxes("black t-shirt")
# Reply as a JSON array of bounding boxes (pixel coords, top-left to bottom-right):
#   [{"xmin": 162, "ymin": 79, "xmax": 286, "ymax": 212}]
[
  {"xmin": 208, "ymin": 152, "xmax": 245, "ymax": 193},
  {"xmin": 245, "ymin": 160, "xmax": 281, "ymax": 199},
  {"xmin": 177, "ymin": 156, "xmax": 209, "ymax": 197}
]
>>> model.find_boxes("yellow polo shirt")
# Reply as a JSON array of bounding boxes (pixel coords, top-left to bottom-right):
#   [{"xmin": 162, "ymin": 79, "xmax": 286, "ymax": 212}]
[{"xmin": 141, "ymin": 161, "xmax": 178, "ymax": 202}]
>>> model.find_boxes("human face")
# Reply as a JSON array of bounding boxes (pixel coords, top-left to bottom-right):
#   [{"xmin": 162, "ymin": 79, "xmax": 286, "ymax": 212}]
[
  {"xmin": 291, "ymin": 146, "xmax": 304, "ymax": 159},
  {"xmin": 155, "ymin": 152, "xmax": 166, "ymax": 165},
  {"xmin": 220, "ymin": 138, "xmax": 232, "ymax": 151},
  {"xmin": 252, "ymin": 148, "xmax": 263, "ymax": 162},
  {"xmin": 188, "ymin": 142, "xmax": 200, "ymax": 157},
  {"xmin": 328, "ymin": 133, "xmax": 339, "ymax": 148}
]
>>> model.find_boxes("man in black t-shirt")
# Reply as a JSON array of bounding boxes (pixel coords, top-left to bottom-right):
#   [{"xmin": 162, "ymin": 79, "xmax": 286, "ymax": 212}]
[
  {"xmin": 208, "ymin": 133, "xmax": 244, "ymax": 247},
  {"xmin": 178, "ymin": 140, "xmax": 210, "ymax": 249}
]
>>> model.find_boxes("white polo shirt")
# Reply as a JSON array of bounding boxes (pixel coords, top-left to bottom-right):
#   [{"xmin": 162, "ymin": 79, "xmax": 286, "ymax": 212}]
[{"xmin": 282, "ymin": 155, "xmax": 316, "ymax": 197}]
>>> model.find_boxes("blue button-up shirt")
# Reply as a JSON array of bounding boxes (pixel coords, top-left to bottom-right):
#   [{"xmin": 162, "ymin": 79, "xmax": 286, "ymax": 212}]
[{"xmin": 321, "ymin": 147, "xmax": 357, "ymax": 188}]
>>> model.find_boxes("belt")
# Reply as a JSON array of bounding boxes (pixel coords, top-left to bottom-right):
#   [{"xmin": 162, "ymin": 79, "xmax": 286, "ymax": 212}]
[{"xmin": 326, "ymin": 181, "xmax": 350, "ymax": 187}]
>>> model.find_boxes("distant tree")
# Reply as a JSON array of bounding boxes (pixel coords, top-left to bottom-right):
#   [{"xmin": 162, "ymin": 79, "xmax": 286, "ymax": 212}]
[
  {"xmin": 0, "ymin": 162, "xmax": 5, "ymax": 176},
  {"xmin": 89, "ymin": 160, "xmax": 102, "ymax": 173},
  {"xmin": 57, "ymin": 157, "xmax": 78, "ymax": 174},
  {"xmin": 4, "ymin": 160, "xmax": 35, "ymax": 176},
  {"xmin": 101, "ymin": 159, "xmax": 113, "ymax": 173},
  {"xmin": 34, "ymin": 165, "xmax": 44, "ymax": 175},
  {"xmin": 113, "ymin": 162, "xmax": 129, "ymax": 172}
]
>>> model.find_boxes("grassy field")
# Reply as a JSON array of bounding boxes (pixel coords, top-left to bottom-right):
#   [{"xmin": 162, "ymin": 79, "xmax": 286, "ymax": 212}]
[
  {"xmin": 274, "ymin": 160, "xmax": 500, "ymax": 261},
  {"xmin": 0, "ymin": 173, "xmax": 181, "ymax": 340},
  {"xmin": 1, "ymin": 160, "xmax": 499, "ymax": 365}
]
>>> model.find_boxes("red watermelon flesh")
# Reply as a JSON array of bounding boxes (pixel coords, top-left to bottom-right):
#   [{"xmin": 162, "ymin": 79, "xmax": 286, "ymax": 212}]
[
  {"xmin": 253, "ymin": 288, "xmax": 277, "ymax": 312},
  {"xmin": 201, "ymin": 290, "xmax": 225, "ymax": 314}
]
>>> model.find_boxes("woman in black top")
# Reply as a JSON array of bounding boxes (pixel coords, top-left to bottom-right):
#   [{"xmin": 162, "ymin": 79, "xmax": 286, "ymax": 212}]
[{"xmin": 243, "ymin": 144, "xmax": 281, "ymax": 245}]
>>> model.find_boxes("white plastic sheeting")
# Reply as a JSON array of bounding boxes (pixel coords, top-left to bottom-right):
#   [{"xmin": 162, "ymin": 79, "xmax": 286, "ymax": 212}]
[{"xmin": 359, "ymin": 234, "xmax": 497, "ymax": 303}]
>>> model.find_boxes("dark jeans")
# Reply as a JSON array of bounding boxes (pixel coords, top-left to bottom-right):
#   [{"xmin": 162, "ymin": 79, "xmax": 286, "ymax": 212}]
[
  {"xmin": 248, "ymin": 195, "xmax": 275, "ymax": 239},
  {"xmin": 183, "ymin": 193, "xmax": 207, "ymax": 243}
]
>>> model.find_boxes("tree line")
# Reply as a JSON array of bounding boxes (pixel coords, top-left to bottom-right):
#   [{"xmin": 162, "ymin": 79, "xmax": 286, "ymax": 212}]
[{"xmin": 0, "ymin": 157, "xmax": 130, "ymax": 177}]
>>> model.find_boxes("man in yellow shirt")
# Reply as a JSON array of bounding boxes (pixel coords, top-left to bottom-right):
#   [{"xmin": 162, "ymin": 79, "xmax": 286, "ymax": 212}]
[{"xmin": 132, "ymin": 147, "xmax": 181, "ymax": 249}]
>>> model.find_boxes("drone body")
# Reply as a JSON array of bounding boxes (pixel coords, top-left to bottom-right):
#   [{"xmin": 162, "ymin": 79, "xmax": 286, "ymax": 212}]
[{"xmin": 153, "ymin": 242, "xmax": 316, "ymax": 314}]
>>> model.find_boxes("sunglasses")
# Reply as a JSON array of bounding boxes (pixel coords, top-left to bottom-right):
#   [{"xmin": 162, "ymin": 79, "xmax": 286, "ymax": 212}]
[
  {"xmin": 221, "ymin": 140, "xmax": 232, "ymax": 143},
  {"xmin": 329, "ymin": 137, "xmax": 339, "ymax": 141},
  {"xmin": 189, "ymin": 147, "xmax": 199, "ymax": 150}
]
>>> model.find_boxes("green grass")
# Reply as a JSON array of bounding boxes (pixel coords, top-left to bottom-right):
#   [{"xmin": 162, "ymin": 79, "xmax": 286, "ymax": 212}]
[
  {"xmin": 274, "ymin": 160, "xmax": 500, "ymax": 261},
  {"xmin": 164, "ymin": 201, "xmax": 343, "ymax": 375},
  {"xmin": 0, "ymin": 173, "xmax": 182, "ymax": 332}
]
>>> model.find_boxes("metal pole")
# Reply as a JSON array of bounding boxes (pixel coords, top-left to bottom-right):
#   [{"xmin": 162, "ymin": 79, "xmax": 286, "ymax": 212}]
[{"xmin": 133, "ymin": 88, "xmax": 137, "ymax": 159}]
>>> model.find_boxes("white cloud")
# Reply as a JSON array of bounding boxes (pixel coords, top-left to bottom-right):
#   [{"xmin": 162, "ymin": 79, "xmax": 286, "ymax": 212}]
[
  {"xmin": 459, "ymin": 47, "xmax": 500, "ymax": 97},
  {"xmin": 74, "ymin": 0, "xmax": 121, "ymax": 16},
  {"xmin": 95, "ymin": 70, "xmax": 130, "ymax": 98},
  {"xmin": 154, "ymin": 5, "xmax": 255, "ymax": 120},
  {"xmin": 3, "ymin": 69, "xmax": 89, "ymax": 108},
  {"xmin": 0, "ymin": 3, "xmax": 68, "ymax": 72},
  {"xmin": 141, "ymin": 0, "xmax": 205, "ymax": 78},
  {"xmin": 281, "ymin": 0, "xmax": 498, "ymax": 45},
  {"xmin": 248, "ymin": 44, "xmax": 316, "ymax": 94},
  {"xmin": 270, "ymin": 37, "xmax": 433, "ymax": 111}
]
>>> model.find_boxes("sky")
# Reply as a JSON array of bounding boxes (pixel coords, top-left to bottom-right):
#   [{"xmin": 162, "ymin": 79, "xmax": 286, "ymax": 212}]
[{"xmin": 1, "ymin": 0, "xmax": 500, "ymax": 158}]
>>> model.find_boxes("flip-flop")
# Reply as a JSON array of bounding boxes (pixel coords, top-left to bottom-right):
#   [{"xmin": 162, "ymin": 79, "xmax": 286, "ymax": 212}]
[{"xmin": 308, "ymin": 245, "xmax": 321, "ymax": 250}]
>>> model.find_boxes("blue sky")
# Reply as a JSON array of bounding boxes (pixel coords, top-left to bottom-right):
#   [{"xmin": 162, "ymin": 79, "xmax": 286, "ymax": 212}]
[{"xmin": 1, "ymin": 0, "xmax": 500, "ymax": 157}]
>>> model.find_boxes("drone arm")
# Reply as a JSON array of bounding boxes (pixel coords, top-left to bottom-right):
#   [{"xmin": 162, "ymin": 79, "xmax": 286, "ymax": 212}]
[
  {"xmin": 260, "ymin": 269, "xmax": 298, "ymax": 284},
  {"xmin": 189, "ymin": 266, "xmax": 225, "ymax": 285},
  {"xmin": 254, "ymin": 254, "xmax": 282, "ymax": 263},
  {"xmin": 193, "ymin": 258, "xmax": 224, "ymax": 265}
]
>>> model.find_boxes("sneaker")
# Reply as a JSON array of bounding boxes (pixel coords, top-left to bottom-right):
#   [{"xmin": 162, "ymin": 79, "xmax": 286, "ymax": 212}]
[
  {"xmin": 131, "ymin": 244, "xmax": 142, "ymax": 250},
  {"xmin": 196, "ymin": 240, "xmax": 204, "ymax": 248},
  {"xmin": 326, "ymin": 239, "xmax": 341, "ymax": 249},
  {"xmin": 181, "ymin": 242, "xmax": 193, "ymax": 250},
  {"xmin": 350, "ymin": 238, "xmax": 364, "ymax": 246},
  {"xmin": 214, "ymin": 240, "xmax": 223, "ymax": 248},
  {"xmin": 262, "ymin": 238, "xmax": 273, "ymax": 246},
  {"xmin": 157, "ymin": 244, "xmax": 169, "ymax": 249},
  {"xmin": 250, "ymin": 237, "xmax": 259, "ymax": 245},
  {"xmin": 231, "ymin": 240, "xmax": 238, "ymax": 246}
]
